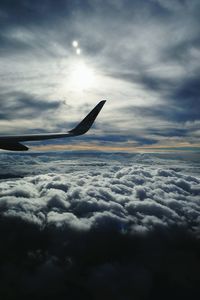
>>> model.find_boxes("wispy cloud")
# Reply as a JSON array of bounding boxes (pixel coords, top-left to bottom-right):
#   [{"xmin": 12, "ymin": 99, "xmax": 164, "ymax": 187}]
[{"xmin": 0, "ymin": 0, "xmax": 200, "ymax": 148}]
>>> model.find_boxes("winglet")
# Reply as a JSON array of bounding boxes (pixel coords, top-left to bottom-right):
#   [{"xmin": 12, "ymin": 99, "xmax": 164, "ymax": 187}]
[{"xmin": 69, "ymin": 100, "xmax": 106, "ymax": 136}]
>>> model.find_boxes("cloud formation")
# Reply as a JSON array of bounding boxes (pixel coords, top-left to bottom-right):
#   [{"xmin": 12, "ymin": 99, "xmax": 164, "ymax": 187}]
[
  {"xmin": 0, "ymin": 152, "xmax": 200, "ymax": 299},
  {"xmin": 0, "ymin": 0, "xmax": 200, "ymax": 148},
  {"xmin": 1, "ymin": 160, "xmax": 199, "ymax": 230}
]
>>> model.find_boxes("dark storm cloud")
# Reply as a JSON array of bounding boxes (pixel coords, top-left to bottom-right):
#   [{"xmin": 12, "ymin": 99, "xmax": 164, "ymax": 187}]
[
  {"xmin": 0, "ymin": 0, "xmax": 168, "ymax": 30},
  {"xmin": 0, "ymin": 153, "xmax": 200, "ymax": 298},
  {"xmin": 145, "ymin": 75, "xmax": 200, "ymax": 122},
  {"xmin": 172, "ymin": 76, "xmax": 200, "ymax": 121},
  {"xmin": 0, "ymin": 91, "xmax": 62, "ymax": 121},
  {"xmin": 113, "ymin": 69, "xmax": 200, "ymax": 123},
  {"xmin": 0, "ymin": 0, "xmax": 75, "ymax": 28},
  {"xmin": 147, "ymin": 127, "xmax": 187, "ymax": 138},
  {"xmin": 0, "ymin": 0, "xmax": 91, "ymax": 56},
  {"xmin": 0, "ymin": 33, "xmax": 31, "ymax": 55},
  {"xmin": 162, "ymin": 36, "xmax": 200, "ymax": 65}
]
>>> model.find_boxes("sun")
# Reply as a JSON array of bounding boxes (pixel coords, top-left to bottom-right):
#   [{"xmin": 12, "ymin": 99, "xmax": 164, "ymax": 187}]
[{"xmin": 70, "ymin": 62, "xmax": 95, "ymax": 90}]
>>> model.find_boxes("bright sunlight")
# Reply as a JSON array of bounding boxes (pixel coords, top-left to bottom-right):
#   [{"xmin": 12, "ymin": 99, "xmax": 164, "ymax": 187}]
[{"xmin": 70, "ymin": 62, "xmax": 96, "ymax": 90}]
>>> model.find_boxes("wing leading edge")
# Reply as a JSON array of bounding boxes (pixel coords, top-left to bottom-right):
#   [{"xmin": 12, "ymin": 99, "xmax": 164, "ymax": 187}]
[{"xmin": 0, "ymin": 100, "xmax": 106, "ymax": 151}]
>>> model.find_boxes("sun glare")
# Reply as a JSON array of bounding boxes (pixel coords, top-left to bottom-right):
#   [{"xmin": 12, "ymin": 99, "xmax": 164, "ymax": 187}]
[
  {"xmin": 76, "ymin": 48, "xmax": 81, "ymax": 55},
  {"xmin": 70, "ymin": 62, "xmax": 95, "ymax": 90}
]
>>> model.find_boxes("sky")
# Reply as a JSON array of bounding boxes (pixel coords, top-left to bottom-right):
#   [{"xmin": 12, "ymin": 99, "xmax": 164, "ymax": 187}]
[
  {"xmin": 0, "ymin": 0, "xmax": 200, "ymax": 151},
  {"xmin": 1, "ymin": 2, "xmax": 200, "ymax": 298}
]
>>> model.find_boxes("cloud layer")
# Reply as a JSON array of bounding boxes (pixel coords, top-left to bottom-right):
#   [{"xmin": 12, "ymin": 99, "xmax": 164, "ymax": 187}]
[
  {"xmin": 1, "ymin": 161, "xmax": 200, "ymax": 231},
  {"xmin": 0, "ymin": 152, "xmax": 200, "ymax": 299}
]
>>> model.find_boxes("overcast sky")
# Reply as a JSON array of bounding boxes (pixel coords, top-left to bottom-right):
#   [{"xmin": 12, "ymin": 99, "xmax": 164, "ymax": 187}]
[{"xmin": 0, "ymin": 0, "xmax": 200, "ymax": 151}]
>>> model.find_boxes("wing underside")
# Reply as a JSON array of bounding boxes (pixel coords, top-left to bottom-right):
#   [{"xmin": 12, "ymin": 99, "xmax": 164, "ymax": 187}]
[
  {"xmin": 0, "ymin": 142, "xmax": 29, "ymax": 151},
  {"xmin": 0, "ymin": 100, "xmax": 106, "ymax": 151}
]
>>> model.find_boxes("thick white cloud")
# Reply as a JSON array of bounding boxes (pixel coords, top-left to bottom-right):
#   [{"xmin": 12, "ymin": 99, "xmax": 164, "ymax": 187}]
[
  {"xmin": 0, "ymin": 155, "xmax": 199, "ymax": 235},
  {"xmin": 0, "ymin": 152, "xmax": 200, "ymax": 298}
]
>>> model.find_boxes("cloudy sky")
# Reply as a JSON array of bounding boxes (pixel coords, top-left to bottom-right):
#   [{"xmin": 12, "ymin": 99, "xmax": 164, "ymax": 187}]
[
  {"xmin": 0, "ymin": 0, "xmax": 200, "ymax": 151},
  {"xmin": 1, "ymin": 3, "xmax": 200, "ymax": 298}
]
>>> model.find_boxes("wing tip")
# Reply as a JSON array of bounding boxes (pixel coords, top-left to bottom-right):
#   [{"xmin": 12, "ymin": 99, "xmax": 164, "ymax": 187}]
[
  {"xmin": 69, "ymin": 100, "xmax": 106, "ymax": 136},
  {"xmin": 98, "ymin": 100, "xmax": 106, "ymax": 107}
]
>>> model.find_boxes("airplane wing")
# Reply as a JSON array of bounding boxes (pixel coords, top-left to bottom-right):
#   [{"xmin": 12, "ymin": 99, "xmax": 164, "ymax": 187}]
[{"xmin": 0, "ymin": 100, "xmax": 106, "ymax": 151}]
